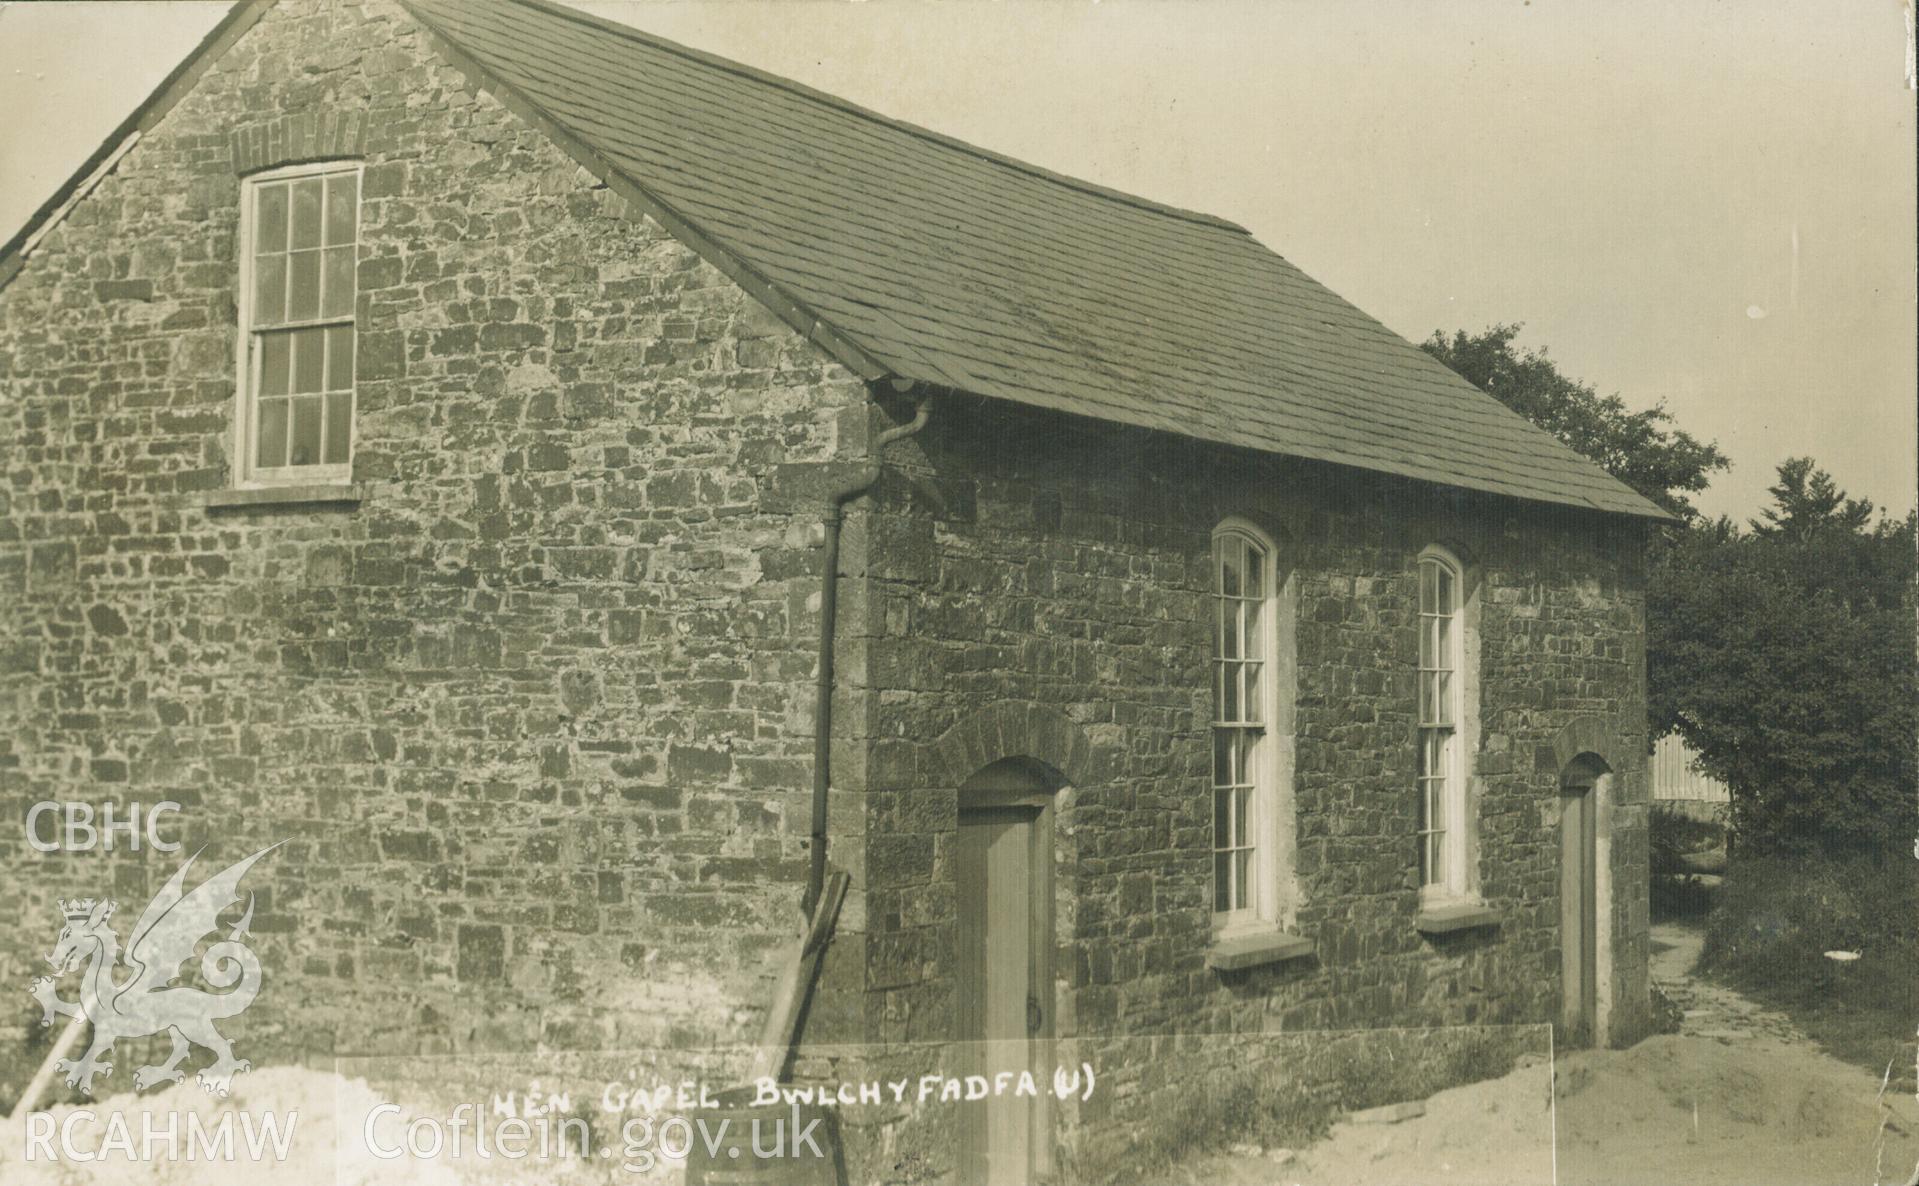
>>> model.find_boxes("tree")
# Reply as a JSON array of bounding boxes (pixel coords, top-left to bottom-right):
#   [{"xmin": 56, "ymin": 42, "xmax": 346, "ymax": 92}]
[
  {"xmin": 1753, "ymin": 456, "xmax": 1875, "ymax": 539},
  {"xmin": 1647, "ymin": 460, "xmax": 1916, "ymax": 857},
  {"xmin": 1425, "ymin": 323, "xmax": 1912, "ymax": 856},
  {"xmin": 1422, "ymin": 324, "xmax": 1730, "ymax": 519}
]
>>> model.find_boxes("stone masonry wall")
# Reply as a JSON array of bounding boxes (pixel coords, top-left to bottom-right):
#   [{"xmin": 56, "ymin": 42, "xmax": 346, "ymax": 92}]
[
  {"xmin": 829, "ymin": 398, "xmax": 1651, "ymax": 1170},
  {"xmin": 0, "ymin": 0, "xmax": 869, "ymax": 1072}
]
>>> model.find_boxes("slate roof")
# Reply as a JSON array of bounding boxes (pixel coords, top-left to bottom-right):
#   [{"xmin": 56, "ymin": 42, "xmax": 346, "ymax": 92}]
[{"xmin": 4, "ymin": 0, "xmax": 1668, "ymax": 520}]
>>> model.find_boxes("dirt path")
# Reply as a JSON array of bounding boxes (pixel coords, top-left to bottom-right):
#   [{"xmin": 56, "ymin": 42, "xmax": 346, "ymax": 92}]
[
  {"xmin": 1647, "ymin": 921, "xmax": 1809, "ymax": 1045},
  {"xmin": 1181, "ymin": 922, "xmax": 1919, "ymax": 1186}
]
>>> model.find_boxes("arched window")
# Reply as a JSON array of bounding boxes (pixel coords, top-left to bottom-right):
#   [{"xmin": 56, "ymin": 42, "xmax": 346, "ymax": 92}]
[
  {"xmin": 1416, "ymin": 545, "xmax": 1469, "ymax": 898},
  {"xmin": 1211, "ymin": 520, "xmax": 1295, "ymax": 931}
]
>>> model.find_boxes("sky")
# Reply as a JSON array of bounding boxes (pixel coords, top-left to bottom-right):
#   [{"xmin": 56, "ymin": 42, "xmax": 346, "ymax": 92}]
[{"xmin": 2, "ymin": 0, "xmax": 1912, "ymax": 524}]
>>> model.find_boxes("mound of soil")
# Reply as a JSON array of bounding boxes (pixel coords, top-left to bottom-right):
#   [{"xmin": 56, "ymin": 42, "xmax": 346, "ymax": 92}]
[
  {"xmin": 2, "ymin": 1067, "xmax": 479, "ymax": 1186},
  {"xmin": 1554, "ymin": 1033, "xmax": 1917, "ymax": 1186},
  {"xmin": 1185, "ymin": 1030, "xmax": 1918, "ymax": 1186}
]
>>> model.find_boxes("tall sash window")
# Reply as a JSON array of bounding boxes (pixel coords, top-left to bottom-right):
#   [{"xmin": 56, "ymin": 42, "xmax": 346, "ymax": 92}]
[
  {"xmin": 237, "ymin": 163, "xmax": 360, "ymax": 483},
  {"xmin": 1417, "ymin": 548, "xmax": 1466, "ymax": 895}
]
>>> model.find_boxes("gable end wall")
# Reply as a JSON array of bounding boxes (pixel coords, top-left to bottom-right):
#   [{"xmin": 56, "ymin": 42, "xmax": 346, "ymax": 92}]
[{"xmin": 0, "ymin": 0, "xmax": 869, "ymax": 1068}]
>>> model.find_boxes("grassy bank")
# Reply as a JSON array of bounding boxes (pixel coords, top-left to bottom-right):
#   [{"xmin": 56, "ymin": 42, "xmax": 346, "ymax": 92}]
[{"xmin": 1699, "ymin": 855, "xmax": 1918, "ymax": 1085}]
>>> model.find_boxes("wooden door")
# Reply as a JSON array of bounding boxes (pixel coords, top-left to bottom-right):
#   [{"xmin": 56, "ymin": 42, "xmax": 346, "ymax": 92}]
[
  {"xmin": 1559, "ymin": 780, "xmax": 1598, "ymax": 1045},
  {"xmin": 956, "ymin": 804, "xmax": 1050, "ymax": 1186}
]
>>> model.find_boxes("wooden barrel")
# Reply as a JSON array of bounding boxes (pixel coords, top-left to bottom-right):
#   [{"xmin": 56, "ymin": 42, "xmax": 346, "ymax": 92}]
[{"xmin": 682, "ymin": 1086, "xmax": 845, "ymax": 1186}]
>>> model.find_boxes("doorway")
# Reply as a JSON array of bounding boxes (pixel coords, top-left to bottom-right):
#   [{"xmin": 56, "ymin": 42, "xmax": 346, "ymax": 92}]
[
  {"xmin": 1560, "ymin": 754, "xmax": 1607, "ymax": 1046},
  {"xmin": 955, "ymin": 758, "xmax": 1057, "ymax": 1186}
]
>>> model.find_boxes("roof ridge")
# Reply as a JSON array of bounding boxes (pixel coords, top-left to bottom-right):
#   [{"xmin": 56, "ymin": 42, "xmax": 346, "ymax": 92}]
[{"xmin": 507, "ymin": 0, "xmax": 1253, "ymax": 236}]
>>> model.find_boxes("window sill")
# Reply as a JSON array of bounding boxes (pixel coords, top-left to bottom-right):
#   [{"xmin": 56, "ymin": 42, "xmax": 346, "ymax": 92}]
[
  {"xmin": 1414, "ymin": 902, "xmax": 1500, "ymax": 935},
  {"xmin": 1205, "ymin": 930, "xmax": 1314, "ymax": 972},
  {"xmin": 203, "ymin": 483, "xmax": 367, "ymax": 510}
]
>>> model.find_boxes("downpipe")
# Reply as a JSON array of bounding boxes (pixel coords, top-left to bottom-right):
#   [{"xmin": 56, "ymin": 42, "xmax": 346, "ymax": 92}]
[{"xmin": 804, "ymin": 390, "xmax": 932, "ymax": 919}]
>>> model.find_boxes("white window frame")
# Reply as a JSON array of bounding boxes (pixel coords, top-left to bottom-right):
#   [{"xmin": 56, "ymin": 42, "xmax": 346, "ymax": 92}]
[
  {"xmin": 233, "ymin": 161, "xmax": 362, "ymax": 488},
  {"xmin": 1416, "ymin": 544, "xmax": 1471, "ymax": 902},
  {"xmin": 1210, "ymin": 519, "xmax": 1289, "ymax": 934}
]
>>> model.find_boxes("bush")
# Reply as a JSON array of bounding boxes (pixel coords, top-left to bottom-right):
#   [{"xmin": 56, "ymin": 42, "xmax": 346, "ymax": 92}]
[
  {"xmin": 1700, "ymin": 855, "xmax": 1918, "ymax": 1078},
  {"xmin": 1650, "ymin": 807, "xmax": 1725, "ymax": 921},
  {"xmin": 1650, "ymin": 872, "xmax": 1714, "ymax": 921},
  {"xmin": 1649, "ymin": 807, "xmax": 1724, "ymax": 876}
]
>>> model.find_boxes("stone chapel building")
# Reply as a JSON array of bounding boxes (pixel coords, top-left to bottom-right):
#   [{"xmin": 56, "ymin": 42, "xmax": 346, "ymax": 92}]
[{"xmin": 0, "ymin": 0, "xmax": 1662, "ymax": 1180}]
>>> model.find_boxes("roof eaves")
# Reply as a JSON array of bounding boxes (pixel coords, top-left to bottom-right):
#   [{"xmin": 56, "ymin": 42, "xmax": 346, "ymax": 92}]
[
  {"xmin": 399, "ymin": 0, "xmax": 900, "ymax": 388},
  {"xmin": 0, "ymin": 1, "xmax": 276, "ymax": 292}
]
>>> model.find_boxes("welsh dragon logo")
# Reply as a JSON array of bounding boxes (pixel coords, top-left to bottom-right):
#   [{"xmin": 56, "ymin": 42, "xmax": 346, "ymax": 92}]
[{"xmin": 28, "ymin": 843, "xmax": 280, "ymax": 1098}]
